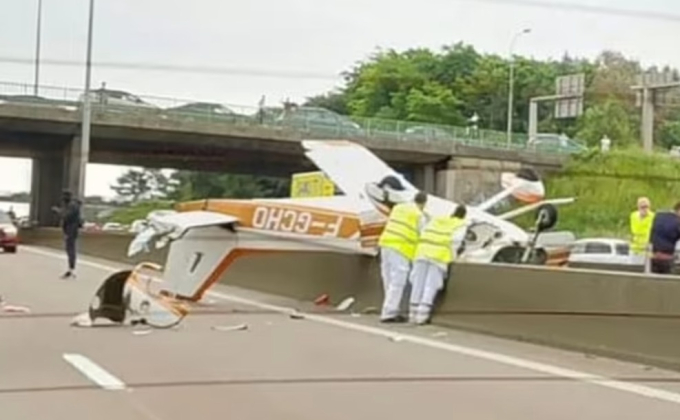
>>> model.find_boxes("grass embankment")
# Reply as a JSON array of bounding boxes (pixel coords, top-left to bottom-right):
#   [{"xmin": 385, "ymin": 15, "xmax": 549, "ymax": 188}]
[
  {"xmin": 541, "ymin": 149, "xmax": 680, "ymax": 238},
  {"xmin": 107, "ymin": 200, "xmax": 174, "ymax": 225}
]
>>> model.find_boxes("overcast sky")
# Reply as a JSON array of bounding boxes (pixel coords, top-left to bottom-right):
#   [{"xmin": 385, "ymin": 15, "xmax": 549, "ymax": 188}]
[{"xmin": 0, "ymin": 0, "xmax": 678, "ymax": 198}]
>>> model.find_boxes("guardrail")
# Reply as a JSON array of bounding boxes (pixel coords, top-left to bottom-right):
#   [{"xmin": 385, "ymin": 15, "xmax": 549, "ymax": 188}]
[{"xmin": 0, "ymin": 80, "xmax": 579, "ymax": 155}]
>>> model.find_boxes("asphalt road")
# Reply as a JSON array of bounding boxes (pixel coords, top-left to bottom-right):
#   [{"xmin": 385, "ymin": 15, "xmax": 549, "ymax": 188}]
[{"xmin": 4, "ymin": 247, "xmax": 680, "ymax": 420}]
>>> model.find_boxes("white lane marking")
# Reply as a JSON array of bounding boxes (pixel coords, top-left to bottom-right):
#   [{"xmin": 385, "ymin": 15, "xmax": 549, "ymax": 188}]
[
  {"xmin": 62, "ymin": 353, "xmax": 126, "ymax": 390},
  {"xmin": 23, "ymin": 246, "xmax": 680, "ymax": 405}
]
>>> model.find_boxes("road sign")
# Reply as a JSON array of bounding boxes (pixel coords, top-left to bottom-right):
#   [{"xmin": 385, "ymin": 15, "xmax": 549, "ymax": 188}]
[
  {"xmin": 634, "ymin": 71, "xmax": 680, "ymax": 107},
  {"xmin": 554, "ymin": 73, "xmax": 585, "ymax": 119},
  {"xmin": 290, "ymin": 172, "xmax": 335, "ymax": 198}
]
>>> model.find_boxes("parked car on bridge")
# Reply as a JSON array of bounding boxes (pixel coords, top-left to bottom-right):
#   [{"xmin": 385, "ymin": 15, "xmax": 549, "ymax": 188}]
[
  {"xmin": 165, "ymin": 102, "xmax": 250, "ymax": 124},
  {"xmin": 528, "ymin": 133, "xmax": 587, "ymax": 154},
  {"xmin": 0, "ymin": 210, "xmax": 18, "ymax": 253},
  {"xmin": 80, "ymin": 88, "xmax": 158, "ymax": 111},
  {"xmin": 403, "ymin": 125, "xmax": 455, "ymax": 142},
  {"xmin": 275, "ymin": 106, "xmax": 365, "ymax": 138}
]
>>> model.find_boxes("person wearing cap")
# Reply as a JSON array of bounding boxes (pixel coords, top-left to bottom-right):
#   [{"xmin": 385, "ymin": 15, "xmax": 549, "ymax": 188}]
[
  {"xmin": 52, "ymin": 190, "xmax": 83, "ymax": 279},
  {"xmin": 629, "ymin": 197, "xmax": 655, "ymax": 265},
  {"xmin": 408, "ymin": 204, "xmax": 468, "ymax": 325},
  {"xmin": 378, "ymin": 190, "xmax": 428, "ymax": 323}
]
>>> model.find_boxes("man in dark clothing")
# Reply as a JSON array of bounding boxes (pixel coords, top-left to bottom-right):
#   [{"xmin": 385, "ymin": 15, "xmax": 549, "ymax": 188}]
[
  {"xmin": 648, "ymin": 201, "xmax": 680, "ymax": 275},
  {"xmin": 52, "ymin": 190, "xmax": 83, "ymax": 279}
]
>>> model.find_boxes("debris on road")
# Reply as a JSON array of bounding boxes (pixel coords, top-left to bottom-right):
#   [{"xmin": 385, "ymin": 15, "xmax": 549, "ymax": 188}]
[
  {"xmin": 350, "ymin": 313, "xmax": 361, "ymax": 318},
  {"xmin": 389, "ymin": 335, "xmax": 405, "ymax": 342},
  {"xmin": 70, "ymin": 312, "xmax": 93, "ymax": 327},
  {"xmin": 432, "ymin": 331, "xmax": 448, "ymax": 338},
  {"xmin": 362, "ymin": 307, "xmax": 379, "ymax": 315},
  {"xmin": 289, "ymin": 311, "xmax": 305, "ymax": 320},
  {"xmin": 212, "ymin": 323, "xmax": 248, "ymax": 332},
  {"xmin": 0, "ymin": 296, "xmax": 31, "ymax": 314},
  {"xmin": 314, "ymin": 294, "xmax": 330, "ymax": 306},
  {"xmin": 132, "ymin": 329, "xmax": 153, "ymax": 336},
  {"xmin": 1, "ymin": 304, "xmax": 31, "ymax": 314},
  {"xmin": 336, "ymin": 297, "xmax": 355, "ymax": 312}
]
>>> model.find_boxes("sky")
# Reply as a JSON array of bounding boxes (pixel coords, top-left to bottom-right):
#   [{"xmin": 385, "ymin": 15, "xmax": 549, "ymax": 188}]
[{"xmin": 0, "ymin": 0, "xmax": 679, "ymax": 198}]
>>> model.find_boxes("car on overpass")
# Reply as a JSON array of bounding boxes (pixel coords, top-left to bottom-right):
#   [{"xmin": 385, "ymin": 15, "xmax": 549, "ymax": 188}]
[
  {"xmin": 164, "ymin": 102, "xmax": 251, "ymax": 124},
  {"xmin": 0, "ymin": 210, "xmax": 18, "ymax": 253},
  {"xmin": 528, "ymin": 133, "xmax": 587, "ymax": 154},
  {"xmin": 81, "ymin": 88, "xmax": 158, "ymax": 111},
  {"xmin": 275, "ymin": 106, "xmax": 365, "ymax": 138}
]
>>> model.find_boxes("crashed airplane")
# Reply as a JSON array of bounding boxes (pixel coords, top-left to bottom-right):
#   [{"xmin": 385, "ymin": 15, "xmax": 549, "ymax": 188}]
[{"xmin": 75, "ymin": 140, "xmax": 575, "ymax": 329}]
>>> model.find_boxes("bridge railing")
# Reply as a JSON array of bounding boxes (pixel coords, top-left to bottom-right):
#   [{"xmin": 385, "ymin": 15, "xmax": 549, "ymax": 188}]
[{"xmin": 0, "ymin": 81, "xmax": 575, "ymax": 155}]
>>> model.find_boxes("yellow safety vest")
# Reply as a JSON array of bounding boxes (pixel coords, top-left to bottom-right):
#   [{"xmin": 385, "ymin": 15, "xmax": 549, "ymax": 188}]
[
  {"xmin": 630, "ymin": 210, "xmax": 655, "ymax": 255},
  {"xmin": 415, "ymin": 217, "xmax": 466, "ymax": 265},
  {"xmin": 378, "ymin": 203, "xmax": 422, "ymax": 260}
]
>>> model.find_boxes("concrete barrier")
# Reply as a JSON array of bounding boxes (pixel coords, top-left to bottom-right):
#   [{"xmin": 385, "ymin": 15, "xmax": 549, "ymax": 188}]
[{"xmin": 19, "ymin": 228, "xmax": 680, "ymax": 371}]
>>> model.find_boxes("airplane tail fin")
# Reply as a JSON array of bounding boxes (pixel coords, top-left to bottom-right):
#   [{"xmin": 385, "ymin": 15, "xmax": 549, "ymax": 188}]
[
  {"xmin": 476, "ymin": 168, "xmax": 546, "ymax": 212},
  {"xmin": 302, "ymin": 140, "xmax": 417, "ymax": 199}
]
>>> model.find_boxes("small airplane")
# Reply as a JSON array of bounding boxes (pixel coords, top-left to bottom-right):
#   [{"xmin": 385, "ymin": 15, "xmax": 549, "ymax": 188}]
[{"xmin": 75, "ymin": 140, "xmax": 575, "ymax": 329}]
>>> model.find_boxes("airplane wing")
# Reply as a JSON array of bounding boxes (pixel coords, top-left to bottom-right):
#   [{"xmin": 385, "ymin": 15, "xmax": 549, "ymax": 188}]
[{"xmin": 302, "ymin": 140, "xmax": 417, "ymax": 198}]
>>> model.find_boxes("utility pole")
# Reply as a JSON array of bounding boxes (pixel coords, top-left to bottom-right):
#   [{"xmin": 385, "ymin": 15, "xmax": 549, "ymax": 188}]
[
  {"xmin": 75, "ymin": 0, "xmax": 95, "ymax": 199},
  {"xmin": 506, "ymin": 28, "xmax": 531, "ymax": 146},
  {"xmin": 631, "ymin": 72, "xmax": 680, "ymax": 153},
  {"xmin": 33, "ymin": 0, "xmax": 43, "ymax": 96}
]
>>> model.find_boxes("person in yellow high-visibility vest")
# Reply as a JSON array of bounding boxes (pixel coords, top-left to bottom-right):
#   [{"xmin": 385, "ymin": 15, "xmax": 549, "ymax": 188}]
[
  {"xmin": 378, "ymin": 191, "xmax": 428, "ymax": 323},
  {"xmin": 408, "ymin": 204, "xmax": 468, "ymax": 325},
  {"xmin": 630, "ymin": 197, "xmax": 655, "ymax": 265}
]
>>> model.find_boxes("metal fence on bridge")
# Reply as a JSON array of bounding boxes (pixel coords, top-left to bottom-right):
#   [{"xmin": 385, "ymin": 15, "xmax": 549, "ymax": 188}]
[{"xmin": 0, "ymin": 81, "xmax": 580, "ymax": 155}]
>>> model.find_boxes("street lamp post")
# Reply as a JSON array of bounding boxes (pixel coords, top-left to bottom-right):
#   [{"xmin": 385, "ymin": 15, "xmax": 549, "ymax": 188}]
[
  {"xmin": 506, "ymin": 28, "xmax": 531, "ymax": 146},
  {"xmin": 33, "ymin": 0, "xmax": 43, "ymax": 96},
  {"xmin": 76, "ymin": 0, "xmax": 95, "ymax": 199}
]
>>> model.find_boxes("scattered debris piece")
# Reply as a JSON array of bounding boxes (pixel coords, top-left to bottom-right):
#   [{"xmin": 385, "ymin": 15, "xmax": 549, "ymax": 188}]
[
  {"xmin": 362, "ymin": 307, "xmax": 379, "ymax": 315},
  {"xmin": 643, "ymin": 365, "xmax": 654, "ymax": 371},
  {"xmin": 212, "ymin": 323, "xmax": 248, "ymax": 332},
  {"xmin": 336, "ymin": 297, "xmax": 355, "ymax": 312},
  {"xmin": 389, "ymin": 335, "xmax": 405, "ymax": 342},
  {"xmin": 1, "ymin": 305, "xmax": 31, "ymax": 313},
  {"xmin": 289, "ymin": 311, "xmax": 305, "ymax": 320},
  {"xmin": 70, "ymin": 313, "xmax": 93, "ymax": 327},
  {"xmin": 350, "ymin": 313, "xmax": 361, "ymax": 318},
  {"xmin": 132, "ymin": 329, "xmax": 153, "ymax": 336},
  {"xmin": 314, "ymin": 294, "xmax": 330, "ymax": 306},
  {"xmin": 432, "ymin": 331, "xmax": 448, "ymax": 338}
]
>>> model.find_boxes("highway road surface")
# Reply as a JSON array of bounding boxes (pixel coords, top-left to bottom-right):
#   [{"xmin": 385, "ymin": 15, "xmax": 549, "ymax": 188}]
[{"xmin": 4, "ymin": 247, "xmax": 680, "ymax": 419}]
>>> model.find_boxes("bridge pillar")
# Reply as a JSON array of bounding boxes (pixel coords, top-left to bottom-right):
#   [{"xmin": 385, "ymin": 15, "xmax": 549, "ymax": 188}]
[
  {"xmin": 435, "ymin": 158, "xmax": 521, "ymax": 205},
  {"xmin": 412, "ymin": 164, "xmax": 436, "ymax": 194},
  {"xmin": 30, "ymin": 151, "xmax": 66, "ymax": 227}
]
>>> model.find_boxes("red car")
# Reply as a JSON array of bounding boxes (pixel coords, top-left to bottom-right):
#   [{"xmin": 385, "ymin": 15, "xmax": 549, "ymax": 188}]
[{"xmin": 0, "ymin": 211, "xmax": 18, "ymax": 253}]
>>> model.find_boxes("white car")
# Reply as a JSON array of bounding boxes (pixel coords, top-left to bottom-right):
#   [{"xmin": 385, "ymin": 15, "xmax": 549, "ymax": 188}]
[{"xmin": 568, "ymin": 238, "xmax": 634, "ymax": 265}]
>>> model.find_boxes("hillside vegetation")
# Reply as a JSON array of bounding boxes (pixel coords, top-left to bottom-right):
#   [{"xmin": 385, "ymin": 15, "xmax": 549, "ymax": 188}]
[{"xmin": 542, "ymin": 150, "xmax": 680, "ymax": 237}]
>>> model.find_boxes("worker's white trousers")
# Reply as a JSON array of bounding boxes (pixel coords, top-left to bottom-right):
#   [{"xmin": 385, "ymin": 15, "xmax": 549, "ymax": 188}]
[
  {"xmin": 379, "ymin": 247, "xmax": 411, "ymax": 320},
  {"xmin": 408, "ymin": 259, "xmax": 446, "ymax": 324}
]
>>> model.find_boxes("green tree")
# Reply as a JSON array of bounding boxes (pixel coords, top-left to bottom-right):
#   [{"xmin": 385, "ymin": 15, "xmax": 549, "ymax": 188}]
[
  {"xmin": 110, "ymin": 168, "xmax": 172, "ymax": 202},
  {"xmin": 167, "ymin": 171, "xmax": 290, "ymax": 201},
  {"xmin": 576, "ymin": 100, "xmax": 637, "ymax": 147}
]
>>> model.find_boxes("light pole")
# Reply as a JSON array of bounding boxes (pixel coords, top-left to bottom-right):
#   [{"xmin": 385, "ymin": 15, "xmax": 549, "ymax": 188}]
[
  {"xmin": 33, "ymin": 0, "xmax": 43, "ymax": 96},
  {"xmin": 506, "ymin": 28, "xmax": 531, "ymax": 146},
  {"xmin": 77, "ymin": 0, "xmax": 95, "ymax": 199}
]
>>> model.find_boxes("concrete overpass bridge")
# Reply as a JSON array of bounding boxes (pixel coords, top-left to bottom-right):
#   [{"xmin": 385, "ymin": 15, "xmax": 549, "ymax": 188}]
[{"xmin": 0, "ymin": 82, "xmax": 568, "ymax": 226}]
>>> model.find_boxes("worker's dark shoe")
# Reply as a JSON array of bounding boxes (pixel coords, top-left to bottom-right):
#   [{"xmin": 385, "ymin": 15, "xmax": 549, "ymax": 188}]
[
  {"xmin": 380, "ymin": 315, "xmax": 407, "ymax": 324},
  {"xmin": 60, "ymin": 271, "xmax": 76, "ymax": 280}
]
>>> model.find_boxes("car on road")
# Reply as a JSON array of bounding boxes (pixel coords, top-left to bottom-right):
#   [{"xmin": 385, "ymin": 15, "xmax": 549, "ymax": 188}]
[
  {"xmin": 567, "ymin": 238, "xmax": 632, "ymax": 265},
  {"xmin": 0, "ymin": 211, "xmax": 18, "ymax": 253},
  {"xmin": 528, "ymin": 133, "xmax": 587, "ymax": 154},
  {"xmin": 165, "ymin": 102, "xmax": 250, "ymax": 124}
]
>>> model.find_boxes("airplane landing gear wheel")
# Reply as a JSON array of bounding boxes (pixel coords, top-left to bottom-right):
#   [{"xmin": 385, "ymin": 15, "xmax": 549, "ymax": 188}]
[{"xmin": 535, "ymin": 203, "xmax": 558, "ymax": 232}]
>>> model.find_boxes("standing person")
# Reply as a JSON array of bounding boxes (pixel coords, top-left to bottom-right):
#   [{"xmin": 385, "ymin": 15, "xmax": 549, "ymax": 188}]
[
  {"xmin": 648, "ymin": 201, "xmax": 680, "ymax": 275},
  {"xmin": 630, "ymin": 197, "xmax": 655, "ymax": 265},
  {"xmin": 408, "ymin": 204, "xmax": 468, "ymax": 325},
  {"xmin": 378, "ymin": 191, "xmax": 428, "ymax": 323},
  {"xmin": 52, "ymin": 190, "xmax": 83, "ymax": 279}
]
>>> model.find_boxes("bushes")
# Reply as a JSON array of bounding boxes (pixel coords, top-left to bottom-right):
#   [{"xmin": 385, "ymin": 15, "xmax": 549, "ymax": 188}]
[
  {"xmin": 544, "ymin": 149, "xmax": 680, "ymax": 237},
  {"xmin": 106, "ymin": 200, "xmax": 174, "ymax": 225}
]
